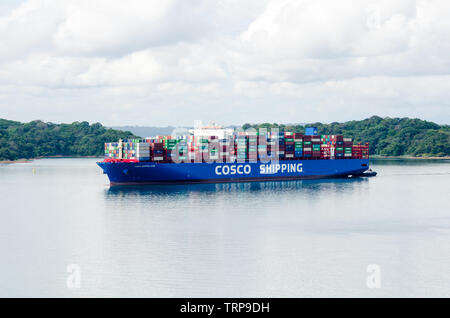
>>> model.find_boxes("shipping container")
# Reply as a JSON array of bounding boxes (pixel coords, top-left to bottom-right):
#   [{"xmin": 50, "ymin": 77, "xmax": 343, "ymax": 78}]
[{"xmin": 305, "ymin": 127, "xmax": 318, "ymax": 136}]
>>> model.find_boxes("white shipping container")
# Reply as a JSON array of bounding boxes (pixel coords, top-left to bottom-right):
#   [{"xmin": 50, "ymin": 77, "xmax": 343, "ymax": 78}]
[
  {"xmin": 285, "ymin": 154, "xmax": 294, "ymax": 158},
  {"xmin": 303, "ymin": 147, "xmax": 312, "ymax": 151}
]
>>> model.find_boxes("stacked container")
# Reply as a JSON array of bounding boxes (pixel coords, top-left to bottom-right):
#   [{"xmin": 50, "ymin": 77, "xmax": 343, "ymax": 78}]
[
  {"xmin": 248, "ymin": 133, "xmax": 258, "ymax": 162},
  {"xmin": 273, "ymin": 131, "xmax": 285, "ymax": 159},
  {"xmin": 188, "ymin": 138, "xmax": 198, "ymax": 161},
  {"xmin": 303, "ymin": 135, "xmax": 312, "ymax": 158},
  {"xmin": 267, "ymin": 136, "xmax": 274, "ymax": 159},
  {"xmin": 105, "ymin": 127, "xmax": 362, "ymax": 163},
  {"xmin": 311, "ymin": 135, "xmax": 321, "ymax": 158},
  {"xmin": 335, "ymin": 135, "xmax": 344, "ymax": 159},
  {"xmin": 294, "ymin": 133, "xmax": 303, "ymax": 159},
  {"xmin": 320, "ymin": 135, "xmax": 331, "ymax": 159},
  {"xmin": 176, "ymin": 140, "xmax": 188, "ymax": 161},
  {"xmin": 208, "ymin": 136, "xmax": 219, "ymax": 161},
  {"xmin": 105, "ymin": 143, "xmax": 121, "ymax": 159},
  {"xmin": 122, "ymin": 141, "xmax": 137, "ymax": 159},
  {"xmin": 284, "ymin": 132, "xmax": 294, "ymax": 159},
  {"xmin": 198, "ymin": 137, "xmax": 209, "ymax": 162},
  {"xmin": 257, "ymin": 133, "xmax": 268, "ymax": 160},
  {"xmin": 152, "ymin": 142, "xmax": 165, "ymax": 161},
  {"xmin": 352, "ymin": 143, "xmax": 369, "ymax": 159},
  {"xmin": 219, "ymin": 138, "xmax": 233, "ymax": 162},
  {"xmin": 165, "ymin": 138, "xmax": 178, "ymax": 161},
  {"xmin": 236, "ymin": 134, "xmax": 248, "ymax": 161},
  {"xmin": 136, "ymin": 142, "xmax": 150, "ymax": 161},
  {"xmin": 343, "ymin": 137, "xmax": 353, "ymax": 158}
]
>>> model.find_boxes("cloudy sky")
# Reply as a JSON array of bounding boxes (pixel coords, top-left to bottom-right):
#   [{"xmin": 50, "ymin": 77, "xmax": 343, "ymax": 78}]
[{"xmin": 0, "ymin": 0, "xmax": 449, "ymax": 126}]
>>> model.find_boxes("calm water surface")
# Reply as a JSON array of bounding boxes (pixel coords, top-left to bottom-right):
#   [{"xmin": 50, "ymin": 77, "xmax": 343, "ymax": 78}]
[{"xmin": 1, "ymin": 158, "xmax": 450, "ymax": 297}]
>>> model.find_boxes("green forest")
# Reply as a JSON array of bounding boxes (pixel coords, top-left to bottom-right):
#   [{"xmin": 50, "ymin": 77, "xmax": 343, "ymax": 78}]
[
  {"xmin": 1, "ymin": 116, "xmax": 449, "ymax": 161},
  {"xmin": 0, "ymin": 119, "xmax": 137, "ymax": 161},
  {"xmin": 242, "ymin": 116, "xmax": 450, "ymax": 157}
]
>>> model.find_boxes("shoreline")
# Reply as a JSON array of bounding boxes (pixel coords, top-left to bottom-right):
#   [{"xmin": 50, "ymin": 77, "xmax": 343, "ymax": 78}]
[
  {"xmin": 0, "ymin": 159, "xmax": 34, "ymax": 164},
  {"xmin": 2, "ymin": 155, "xmax": 449, "ymax": 164},
  {"xmin": 371, "ymin": 155, "xmax": 450, "ymax": 160},
  {"xmin": 0, "ymin": 156, "xmax": 102, "ymax": 164}
]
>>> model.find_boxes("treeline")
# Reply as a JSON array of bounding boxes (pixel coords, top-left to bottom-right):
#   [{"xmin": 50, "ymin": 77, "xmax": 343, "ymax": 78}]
[
  {"xmin": 0, "ymin": 119, "xmax": 138, "ymax": 161},
  {"xmin": 242, "ymin": 116, "xmax": 450, "ymax": 157},
  {"xmin": 1, "ymin": 116, "xmax": 449, "ymax": 160}
]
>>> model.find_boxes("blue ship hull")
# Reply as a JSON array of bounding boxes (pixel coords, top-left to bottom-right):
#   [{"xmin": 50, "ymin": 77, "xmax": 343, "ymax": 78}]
[{"xmin": 97, "ymin": 159, "xmax": 370, "ymax": 185}]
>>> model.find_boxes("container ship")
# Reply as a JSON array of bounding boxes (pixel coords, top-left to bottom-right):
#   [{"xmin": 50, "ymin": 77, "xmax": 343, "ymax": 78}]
[{"xmin": 97, "ymin": 126, "xmax": 371, "ymax": 185}]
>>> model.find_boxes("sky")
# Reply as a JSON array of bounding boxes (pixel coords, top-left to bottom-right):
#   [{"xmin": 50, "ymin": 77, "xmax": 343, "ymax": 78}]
[{"xmin": 0, "ymin": 0, "xmax": 449, "ymax": 126}]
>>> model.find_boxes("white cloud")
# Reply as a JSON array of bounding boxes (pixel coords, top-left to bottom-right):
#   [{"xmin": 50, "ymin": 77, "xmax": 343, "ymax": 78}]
[
  {"xmin": 240, "ymin": 0, "xmax": 417, "ymax": 59},
  {"xmin": 52, "ymin": 0, "xmax": 201, "ymax": 56},
  {"xmin": 0, "ymin": 0, "xmax": 449, "ymax": 125}
]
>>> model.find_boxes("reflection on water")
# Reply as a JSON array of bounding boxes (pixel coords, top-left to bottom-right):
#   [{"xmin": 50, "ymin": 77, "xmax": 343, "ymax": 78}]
[
  {"xmin": 1, "ymin": 158, "xmax": 450, "ymax": 297},
  {"xmin": 106, "ymin": 178, "xmax": 368, "ymax": 198},
  {"xmin": 371, "ymin": 158, "xmax": 450, "ymax": 166}
]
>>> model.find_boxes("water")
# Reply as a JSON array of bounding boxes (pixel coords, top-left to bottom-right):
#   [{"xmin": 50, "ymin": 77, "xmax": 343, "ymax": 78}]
[{"xmin": 0, "ymin": 158, "xmax": 450, "ymax": 297}]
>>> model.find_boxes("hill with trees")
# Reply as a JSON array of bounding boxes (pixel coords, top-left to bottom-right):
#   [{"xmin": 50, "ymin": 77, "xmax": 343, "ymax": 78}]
[
  {"xmin": 0, "ymin": 119, "xmax": 138, "ymax": 161},
  {"xmin": 1, "ymin": 116, "xmax": 449, "ymax": 161},
  {"xmin": 242, "ymin": 116, "xmax": 450, "ymax": 157}
]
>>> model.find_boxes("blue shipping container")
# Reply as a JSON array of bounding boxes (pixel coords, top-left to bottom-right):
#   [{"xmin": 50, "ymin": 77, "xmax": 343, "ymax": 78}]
[
  {"xmin": 305, "ymin": 127, "xmax": 318, "ymax": 136},
  {"xmin": 286, "ymin": 145, "xmax": 294, "ymax": 151}
]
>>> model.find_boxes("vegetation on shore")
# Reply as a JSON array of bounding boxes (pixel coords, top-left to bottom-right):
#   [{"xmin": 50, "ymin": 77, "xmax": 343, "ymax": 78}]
[
  {"xmin": 242, "ymin": 116, "xmax": 450, "ymax": 157},
  {"xmin": 1, "ymin": 116, "xmax": 449, "ymax": 161},
  {"xmin": 0, "ymin": 119, "xmax": 138, "ymax": 161}
]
